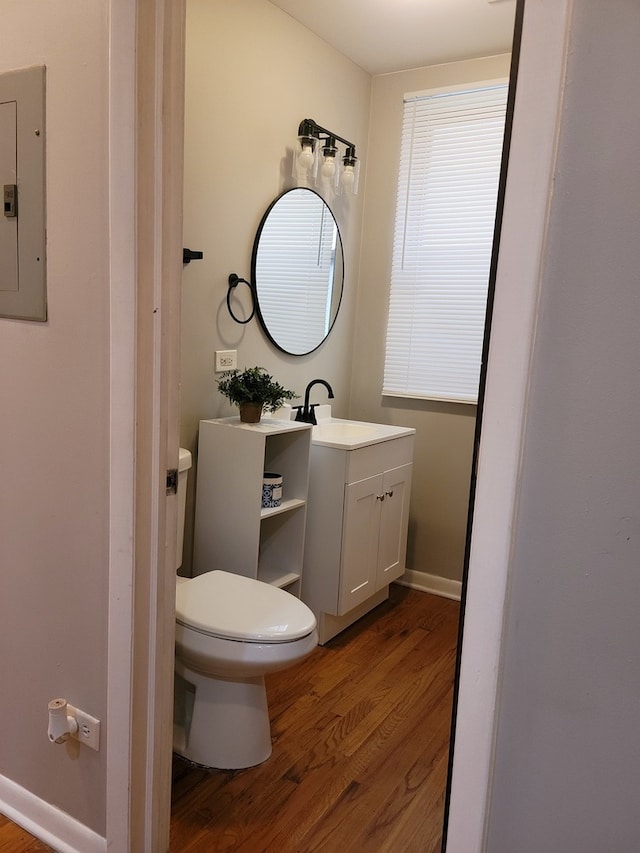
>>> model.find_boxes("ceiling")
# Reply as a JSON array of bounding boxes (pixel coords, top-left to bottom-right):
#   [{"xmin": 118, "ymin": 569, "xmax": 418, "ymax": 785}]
[{"xmin": 268, "ymin": 0, "xmax": 517, "ymax": 76}]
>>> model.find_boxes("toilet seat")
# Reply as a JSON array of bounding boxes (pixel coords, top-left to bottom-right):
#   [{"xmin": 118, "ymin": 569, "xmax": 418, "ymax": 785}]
[{"xmin": 175, "ymin": 570, "xmax": 316, "ymax": 643}]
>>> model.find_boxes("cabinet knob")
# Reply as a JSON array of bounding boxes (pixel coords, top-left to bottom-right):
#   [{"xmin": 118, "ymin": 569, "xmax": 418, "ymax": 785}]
[
  {"xmin": 377, "ymin": 493, "xmax": 385, "ymax": 501},
  {"xmin": 385, "ymin": 489, "xmax": 394, "ymax": 498}
]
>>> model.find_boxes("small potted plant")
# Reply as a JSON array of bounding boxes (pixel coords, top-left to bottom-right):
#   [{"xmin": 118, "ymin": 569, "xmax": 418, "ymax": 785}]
[{"xmin": 217, "ymin": 366, "xmax": 297, "ymax": 423}]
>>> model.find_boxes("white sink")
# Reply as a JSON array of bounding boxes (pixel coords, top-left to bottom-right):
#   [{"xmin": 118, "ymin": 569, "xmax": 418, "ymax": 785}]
[
  {"xmin": 311, "ymin": 418, "xmax": 415, "ymax": 449},
  {"xmin": 313, "ymin": 422, "xmax": 378, "ymax": 441}
]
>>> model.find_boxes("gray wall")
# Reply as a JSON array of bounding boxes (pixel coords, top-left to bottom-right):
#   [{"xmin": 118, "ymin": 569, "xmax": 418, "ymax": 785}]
[
  {"xmin": 182, "ymin": 0, "xmax": 513, "ymax": 584},
  {"xmin": 181, "ymin": 0, "xmax": 370, "ymax": 574},
  {"xmin": 0, "ymin": 1, "xmax": 110, "ymax": 835},
  {"xmin": 486, "ymin": 1, "xmax": 640, "ymax": 848},
  {"xmin": 351, "ymin": 55, "xmax": 511, "ymax": 583}
]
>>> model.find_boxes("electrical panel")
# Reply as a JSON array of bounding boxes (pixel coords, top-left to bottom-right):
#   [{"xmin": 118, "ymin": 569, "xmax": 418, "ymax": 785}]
[{"xmin": 0, "ymin": 65, "xmax": 46, "ymax": 321}]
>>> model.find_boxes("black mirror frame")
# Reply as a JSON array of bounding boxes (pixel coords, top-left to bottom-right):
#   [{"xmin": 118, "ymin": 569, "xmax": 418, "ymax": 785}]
[{"xmin": 251, "ymin": 187, "xmax": 344, "ymax": 356}]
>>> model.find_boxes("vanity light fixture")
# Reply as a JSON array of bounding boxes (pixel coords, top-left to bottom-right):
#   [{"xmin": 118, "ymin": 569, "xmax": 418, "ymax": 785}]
[{"xmin": 294, "ymin": 119, "xmax": 360, "ymax": 195}]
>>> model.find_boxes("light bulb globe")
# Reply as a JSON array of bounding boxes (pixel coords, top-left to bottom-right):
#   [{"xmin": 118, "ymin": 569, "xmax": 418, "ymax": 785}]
[
  {"xmin": 298, "ymin": 145, "xmax": 315, "ymax": 171},
  {"xmin": 342, "ymin": 165, "xmax": 355, "ymax": 187},
  {"xmin": 321, "ymin": 158, "xmax": 336, "ymax": 179}
]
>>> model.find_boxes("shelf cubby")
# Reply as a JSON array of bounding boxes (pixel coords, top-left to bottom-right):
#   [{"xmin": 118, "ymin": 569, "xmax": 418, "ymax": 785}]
[{"xmin": 193, "ymin": 416, "xmax": 311, "ymax": 599}]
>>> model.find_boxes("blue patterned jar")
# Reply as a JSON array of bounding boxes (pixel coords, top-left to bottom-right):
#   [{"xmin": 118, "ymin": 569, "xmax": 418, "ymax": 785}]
[{"xmin": 262, "ymin": 472, "xmax": 283, "ymax": 508}]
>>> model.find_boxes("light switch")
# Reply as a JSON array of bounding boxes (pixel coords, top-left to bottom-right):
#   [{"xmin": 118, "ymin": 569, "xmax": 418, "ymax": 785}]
[{"xmin": 0, "ymin": 65, "xmax": 46, "ymax": 321}]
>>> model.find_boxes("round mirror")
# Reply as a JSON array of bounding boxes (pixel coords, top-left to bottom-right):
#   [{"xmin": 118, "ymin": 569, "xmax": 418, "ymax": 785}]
[{"xmin": 252, "ymin": 188, "xmax": 344, "ymax": 356}]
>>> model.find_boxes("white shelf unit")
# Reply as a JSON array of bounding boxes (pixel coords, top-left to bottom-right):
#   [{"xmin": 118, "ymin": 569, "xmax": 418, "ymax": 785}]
[{"xmin": 193, "ymin": 417, "xmax": 312, "ymax": 597}]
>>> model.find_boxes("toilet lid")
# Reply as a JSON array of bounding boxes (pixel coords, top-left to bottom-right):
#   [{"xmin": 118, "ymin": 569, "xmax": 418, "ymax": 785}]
[{"xmin": 175, "ymin": 570, "xmax": 316, "ymax": 642}]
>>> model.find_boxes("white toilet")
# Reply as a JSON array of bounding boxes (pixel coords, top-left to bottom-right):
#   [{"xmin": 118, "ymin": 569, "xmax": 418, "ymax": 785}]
[{"xmin": 173, "ymin": 448, "xmax": 317, "ymax": 769}]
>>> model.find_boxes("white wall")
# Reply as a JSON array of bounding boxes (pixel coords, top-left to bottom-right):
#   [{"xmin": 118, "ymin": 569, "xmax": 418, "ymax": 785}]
[
  {"xmin": 483, "ymin": 1, "xmax": 640, "ymax": 848},
  {"xmin": 181, "ymin": 0, "xmax": 370, "ymax": 572},
  {"xmin": 0, "ymin": 0, "xmax": 110, "ymax": 836},
  {"xmin": 352, "ymin": 55, "xmax": 511, "ymax": 582}
]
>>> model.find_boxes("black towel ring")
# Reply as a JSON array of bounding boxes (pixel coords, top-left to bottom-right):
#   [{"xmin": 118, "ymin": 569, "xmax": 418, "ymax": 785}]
[{"xmin": 226, "ymin": 273, "xmax": 256, "ymax": 325}]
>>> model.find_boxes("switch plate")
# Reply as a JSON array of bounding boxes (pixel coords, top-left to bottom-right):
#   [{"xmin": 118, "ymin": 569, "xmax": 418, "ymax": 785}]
[{"xmin": 215, "ymin": 349, "xmax": 237, "ymax": 372}]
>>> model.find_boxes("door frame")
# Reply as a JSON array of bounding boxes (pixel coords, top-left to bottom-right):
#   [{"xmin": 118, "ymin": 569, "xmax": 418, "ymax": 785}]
[
  {"xmin": 107, "ymin": 0, "xmax": 186, "ymax": 850},
  {"xmin": 444, "ymin": 0, "xmax": 572, "ymax": 849},
  {"xmin": 106, "ymin": 0, "xmax": 574, "ymax": 850}
]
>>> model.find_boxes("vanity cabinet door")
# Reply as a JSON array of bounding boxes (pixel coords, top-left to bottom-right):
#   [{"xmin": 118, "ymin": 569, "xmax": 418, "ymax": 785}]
[
  {"xmin": 338, "ymin": 473, "xmax": 383, "ymax": 614},
  {"xmin": 377, "ymin": 463, "xmax": 412, "ymax": 587}
]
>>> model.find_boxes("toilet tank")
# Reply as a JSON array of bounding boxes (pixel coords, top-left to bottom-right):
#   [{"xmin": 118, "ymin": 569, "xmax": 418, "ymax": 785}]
[{"xmin": 177, "ymin": 448, "xmax": 192, "ymax": 570}]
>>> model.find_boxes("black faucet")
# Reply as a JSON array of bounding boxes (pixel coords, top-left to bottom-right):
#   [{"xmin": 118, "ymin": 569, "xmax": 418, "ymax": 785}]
[{"xmin": 294, "ymin": 379, "xmax": 335, "ymax": 425}]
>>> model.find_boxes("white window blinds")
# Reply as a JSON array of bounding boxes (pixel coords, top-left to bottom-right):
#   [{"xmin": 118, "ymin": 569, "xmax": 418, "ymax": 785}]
[{"xmin": 383, "ymin": 82, "xmax": 508, "ymax": 404}]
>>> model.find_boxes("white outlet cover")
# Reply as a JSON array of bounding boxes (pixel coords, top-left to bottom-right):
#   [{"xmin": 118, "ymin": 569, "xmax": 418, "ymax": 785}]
[
  {"xmin": 68, "ymin": 704, "xmax": 100, "ymax": 751},
  {"xmin": 215, "ymin": 350, "xmax": 237, "ymax": 372}
]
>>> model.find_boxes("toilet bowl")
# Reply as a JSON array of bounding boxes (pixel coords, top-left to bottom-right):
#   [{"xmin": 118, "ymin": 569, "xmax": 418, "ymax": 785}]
[
  {"xmin": 173, "ymin": 449, "xmax": 317, "ymax": 770},
  {"xmin": 174, "ymin": 570, "xmax": 317, "ymax": 769}
]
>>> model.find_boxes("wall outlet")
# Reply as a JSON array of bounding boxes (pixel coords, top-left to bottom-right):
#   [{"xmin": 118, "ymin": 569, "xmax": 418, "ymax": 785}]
[
  {"xmin": 68, "ymin": 704, "xmax": 101, "ymax": 751},
  {"xmin": 215, "ymin": 350, "xmax": 237, "ymax": 372}
]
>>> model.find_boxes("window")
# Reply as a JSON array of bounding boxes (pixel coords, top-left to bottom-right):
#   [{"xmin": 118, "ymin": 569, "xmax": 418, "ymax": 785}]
[{"xmin": 383, "ymin": 81, "xmax": 508, "ymax": 404}]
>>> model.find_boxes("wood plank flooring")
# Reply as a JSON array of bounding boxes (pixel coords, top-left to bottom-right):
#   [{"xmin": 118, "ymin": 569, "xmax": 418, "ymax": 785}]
[
  {"xmin": 0, "ymin": 586, "xmax": 459, "ymax": 853},
  {"xmin": 170, "ymin": 586, "xmax": 459, "ymax": 853},
  {"xmin": 0, "ymin": 816, "xmax": 52, "ymax": 853}
]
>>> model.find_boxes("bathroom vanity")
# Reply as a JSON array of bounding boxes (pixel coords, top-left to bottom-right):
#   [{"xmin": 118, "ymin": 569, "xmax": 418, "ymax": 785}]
[
  {"xmin": 302, "ymin": 418, "xmax": 415, "ymax": 644},
  {"xmin": 193, "ymin": 417, "xmax": 311, "ymax": 598}
]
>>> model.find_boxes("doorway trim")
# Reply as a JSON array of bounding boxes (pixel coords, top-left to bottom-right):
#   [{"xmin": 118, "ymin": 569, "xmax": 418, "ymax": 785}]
[
  {"xmin": 106, "ymin": 1, "xmax": 137, "ymax": 849},
  {"xmin": 107, "ymin": 0, "xmax": 186, "ymax": 850},
  {"xmin": 444, "ymin": 0, "xmax": 572, "ymax": 849},
  {"xmin": 107, "ymin": 0, "xmax": 574, "ymax": 850}
]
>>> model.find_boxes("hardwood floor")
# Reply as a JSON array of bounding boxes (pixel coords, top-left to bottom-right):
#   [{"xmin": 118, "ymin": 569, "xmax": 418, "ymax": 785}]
[
  {"xmin": 0, "ymin": 815, "xmax": 52, "ymax": 852},
  {"xmin": 170, "ymin": 586, "xmax": 459, "ymax": 853},
  {"xmin": 0, "ymin": 586, "xmax": 459, "ymax": 853}
]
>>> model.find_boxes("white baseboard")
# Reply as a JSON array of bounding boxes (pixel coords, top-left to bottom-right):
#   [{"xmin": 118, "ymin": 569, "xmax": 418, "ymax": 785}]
[
  {"xmin": 395, "ymin": 569, "xmax": 462, "ymax": 601},
  {"xmin": 0, "ymin": 773, "xmax": 106, "ymax": 853}
]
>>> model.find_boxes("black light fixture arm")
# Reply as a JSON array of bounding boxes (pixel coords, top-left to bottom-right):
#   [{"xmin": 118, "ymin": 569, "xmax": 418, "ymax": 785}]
[{"xmin": 298, "ymin": 119, "xmax": 357, "ymax": 158}]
